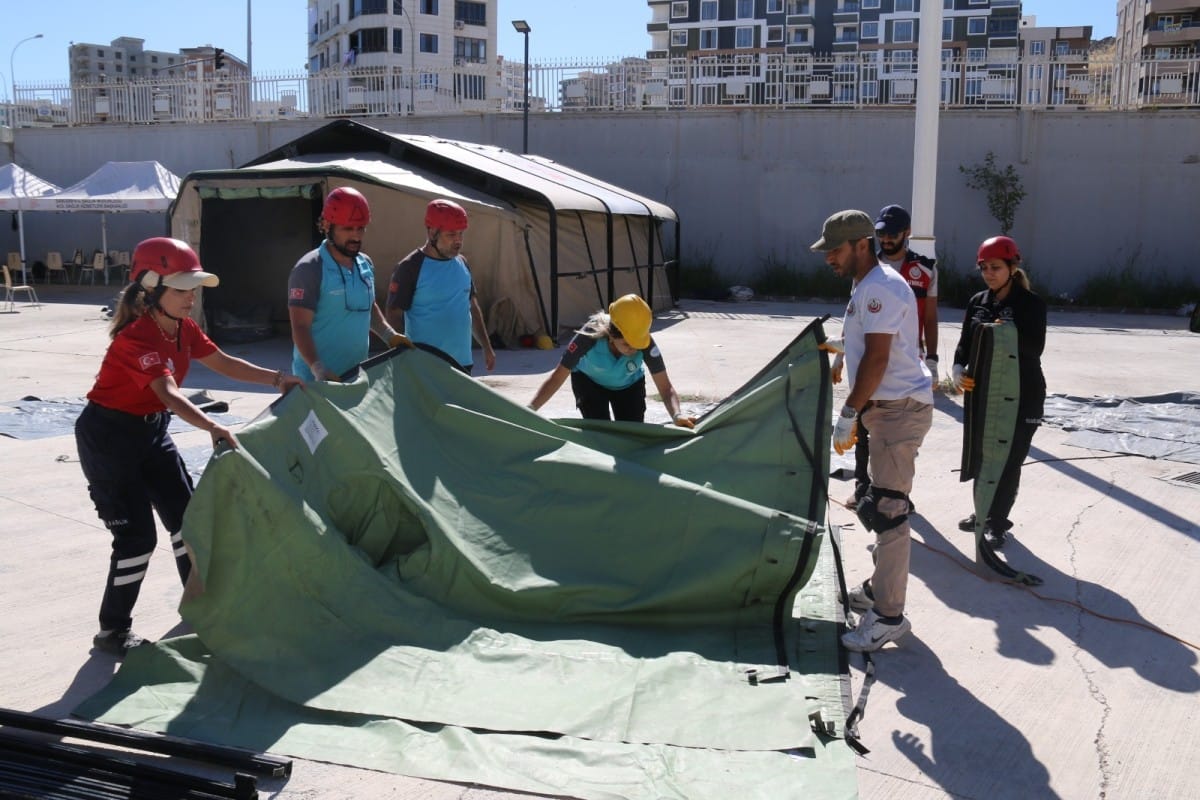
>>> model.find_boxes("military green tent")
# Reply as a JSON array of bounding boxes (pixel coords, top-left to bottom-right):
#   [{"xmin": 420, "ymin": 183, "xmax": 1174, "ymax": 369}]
[{"xmin": 77, "ymin": 318, "xmax": 858, "ymax": 799}]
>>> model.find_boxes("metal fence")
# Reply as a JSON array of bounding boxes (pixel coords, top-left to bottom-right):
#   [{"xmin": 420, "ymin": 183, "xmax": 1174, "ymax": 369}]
[{"xmin": 4, "ymin": 52, "xmax": 1198, "ymax": 127}]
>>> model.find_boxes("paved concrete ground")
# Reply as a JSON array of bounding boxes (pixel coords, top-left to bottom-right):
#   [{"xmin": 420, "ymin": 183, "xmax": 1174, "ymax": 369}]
[{"xmin": 1, "ymin": 284, "xmax": 1198, "ymax": 799}]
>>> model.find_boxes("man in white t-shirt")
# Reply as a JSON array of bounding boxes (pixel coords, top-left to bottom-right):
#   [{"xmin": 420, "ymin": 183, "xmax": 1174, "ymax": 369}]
[{"xmin": 811, "ymin": 209, "xmax": 933, "ymax": 652}]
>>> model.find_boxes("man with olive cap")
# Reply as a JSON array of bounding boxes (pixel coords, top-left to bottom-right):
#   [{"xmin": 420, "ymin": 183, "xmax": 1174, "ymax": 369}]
[{"xmin": 813, "ymin": 210, "xmax": 933, "ymax": 652}]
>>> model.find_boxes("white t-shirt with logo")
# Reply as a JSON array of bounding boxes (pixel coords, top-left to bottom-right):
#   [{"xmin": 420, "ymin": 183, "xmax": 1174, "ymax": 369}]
[{"xmin": 843, "ymin": 263, "xmax": 933, "ymax": 403}]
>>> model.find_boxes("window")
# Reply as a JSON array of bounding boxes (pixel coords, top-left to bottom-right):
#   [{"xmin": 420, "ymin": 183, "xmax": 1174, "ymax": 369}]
[
  {"xmin": 966, "ymin": 77, "xmax": 982, "ymax": 97},
  {"xmin": 701, "ymin": 1, "xmax": 717, "ymax": 21},
  {"xmin": 767, "ymin": 26, "xmax": 783, "ymax": 42},
  {"xmin": 942, "ymin": 18, "xmax": 953, "ymax": 40},
  {"xmin": 394, "ymin": 1, "xmax": 404, "ymax": 13},
  {"xmin": 736, "ymin": 26, "xmax": 753, "ymax": 48},
  {"xmin": 895, "ymin": 0, "xmax": 913, "ymax": 11},
  {"xmin": 98, "ymin": 49, "xmax": 105, "ymax": 57},
  {"xmin": 420, "ymin": 0, "xmax": 437, "ymax": 14},
  {"xmin": 891, "ymin": 50, "xmax": 914, "ymax": 72},
  {"xmin": 893, "ymin": 20, "xmax": 914, "ymax": 43},
  {"xmin": 969, "ymin": 0, "xmax": 987, "ymax": 4},
  {"xmin": 1030, "ymin": 41, "xmax": 1045, "ymax": 55},
  {"xmin": 942, "ymin": 48, "xmax": 955, "ymax": 61},
  {"xmin": 671, "ymin": 29, "xmax": 688, "ymax": 46},
  {"xmin": 671, "ymin": 1, "xmax": 688, "ymax": 18},
  {"xmin": 454, "ymin": 36, "xmax": 486, "ymax": 62},
  {"xmin": 393, "ymin": 29, "xmax": 404, "ymax": 53},
  {"xmin": 350, "ymin": 0, "xmax": 388, "ymax": 18},
  {"xmin": 353, "ymin": 27, "xmax": 388, "ymax": 52},
  {"xmin": 420, "ymin": 33, "xmax": 438, "ymax": 52},
  {"xmin": 967, "ymin": 47, "xmax": 985, "ymax": 62},
  {"xmin": 455, "ymin": 1, "xmax": 486, "ymax": 25},
  {"xmin": 863, "ymin": 0, "xmax": 880, "ymax": 8},
  {"xmin": 944, "ymin": 0, "xmax": 953, "ymax": 8},
  {"xmin": 419, "ymin": 72, "xmax": 438, "ymax": 89},
  {"xmin": 861, "ymin": 80, "xmax": 878, "ymax": 99},
  {"xmin": 1055, "ymin": 41, "xmax": 1070, "ymax": 55},
  {"xmin": 737, "ymin": 0, "xmax": 753, "ymax": 19},
  {"xmin": 767, "ymin": 0, "xmax": 783, "ymax": 11},
  {"xmin": 700, "ymin": 28, "xmax": 717, "ymax": 49},
  {"xmin": 861, "ymin": 21, "xmax": 878, "ymax": 39},
  {"xmin": 967, "ymin": 17, "xmax": 986, "ymax": 35}
]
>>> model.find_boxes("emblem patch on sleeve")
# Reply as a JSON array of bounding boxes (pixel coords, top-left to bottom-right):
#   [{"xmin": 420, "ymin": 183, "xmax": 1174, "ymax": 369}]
[{"xmin": 138, "ymin": 352, "xmax": 162, "ymax": 370}]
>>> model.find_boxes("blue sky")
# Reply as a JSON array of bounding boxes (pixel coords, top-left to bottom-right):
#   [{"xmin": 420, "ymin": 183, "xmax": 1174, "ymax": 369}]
[{"xmin": 2, "ymin": 0, "xmax": 1119, "ymax": 96}]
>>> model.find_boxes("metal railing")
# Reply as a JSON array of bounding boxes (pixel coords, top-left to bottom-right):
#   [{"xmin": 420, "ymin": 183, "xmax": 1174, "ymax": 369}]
[{"xmin": 4, "ymin": 51, "xmax": 1198, "ymax": 127}]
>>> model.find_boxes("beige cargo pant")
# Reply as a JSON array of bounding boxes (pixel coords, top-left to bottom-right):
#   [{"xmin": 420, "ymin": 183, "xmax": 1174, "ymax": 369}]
[{"xmin": 860, "ymin": 397, "xmax": 933, "ymax": 619}]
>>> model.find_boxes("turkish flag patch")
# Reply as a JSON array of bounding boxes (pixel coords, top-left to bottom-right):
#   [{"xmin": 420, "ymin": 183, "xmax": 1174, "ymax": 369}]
[
  {"xmin": 867, "ymin": 299, "xmax": 883, "ymax": 313},
  {"xmin": 289, "ymin": 287, "xmax": 305, "ymax": 300},
  {"xmin": 138, "ymin": 352, "xmax": 162, "ymax": 370}
]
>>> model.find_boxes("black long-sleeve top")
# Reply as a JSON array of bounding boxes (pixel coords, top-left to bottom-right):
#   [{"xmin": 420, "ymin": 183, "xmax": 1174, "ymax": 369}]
[{"xmin": 953, "ymin": 283, "xmax": 1047, "ymax": 421}]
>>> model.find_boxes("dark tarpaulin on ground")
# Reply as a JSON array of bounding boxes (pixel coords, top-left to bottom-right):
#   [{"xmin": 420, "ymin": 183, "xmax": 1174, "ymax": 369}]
[{"xmin": 1041, "ymin": 392, "xmax": 1200, "ymax": 466}]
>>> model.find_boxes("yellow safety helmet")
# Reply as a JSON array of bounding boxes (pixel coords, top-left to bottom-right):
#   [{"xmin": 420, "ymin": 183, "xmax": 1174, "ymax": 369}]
[{"xmin": 608, "ymin": 294, "xmax": 652, "ymax": 349}]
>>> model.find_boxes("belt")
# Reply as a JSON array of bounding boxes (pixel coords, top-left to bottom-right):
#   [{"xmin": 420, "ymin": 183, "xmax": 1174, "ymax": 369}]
[{"xmin": 87, "ymin": 402, "xmax": 168, "ymax": 425}]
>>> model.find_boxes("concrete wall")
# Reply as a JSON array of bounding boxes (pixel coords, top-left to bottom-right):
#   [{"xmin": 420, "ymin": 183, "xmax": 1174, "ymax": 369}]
[{"xmin": 4, "ymin": 109, "xmax": 1198, "ymax": 295}]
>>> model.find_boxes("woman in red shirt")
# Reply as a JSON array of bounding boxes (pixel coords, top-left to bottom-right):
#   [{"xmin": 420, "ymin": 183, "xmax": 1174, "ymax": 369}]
[{"xmin": 75, "ymin": 237, "xmax": 303, "ymax": 657}]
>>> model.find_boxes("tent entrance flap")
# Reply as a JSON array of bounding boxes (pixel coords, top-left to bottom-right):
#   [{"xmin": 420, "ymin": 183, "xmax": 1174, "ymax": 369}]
[{"xmin": 197, "ymin": 184, "xmax": 322, "ymax": 201}]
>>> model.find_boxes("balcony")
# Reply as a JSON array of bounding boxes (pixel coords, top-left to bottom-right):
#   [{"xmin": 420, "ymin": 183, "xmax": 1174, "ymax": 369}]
[
  {"xmin": 786, "ymin": 2, "xmax": 813, "ymax": 21},
  {"xmin": 833, "ymin": 2, "xmax": 859, "ymax": 22},
  {"xmin": 1145, "ymin": 22, "xmax": 1200, "ymax": 47}
]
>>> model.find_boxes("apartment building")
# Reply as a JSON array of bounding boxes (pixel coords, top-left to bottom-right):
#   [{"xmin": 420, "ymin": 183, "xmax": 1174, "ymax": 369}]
[
  {"xmin": 1115, "ymin": 0, "xmax": 1199, "ymax": 104},
  {"xmin": 647, "ymin": 0, "xmax": 1022, "ymax": 105},
  {"xmin": 1018, "ymin": 16, "xmax": 1093, "ymax": 106},
  {"xmin": 68, "ymin": 37, "xmax": 249, "ymax": 123},
  {"xmin": 306, "ymin": 0, "xmax": 498, "ymax": 113}
]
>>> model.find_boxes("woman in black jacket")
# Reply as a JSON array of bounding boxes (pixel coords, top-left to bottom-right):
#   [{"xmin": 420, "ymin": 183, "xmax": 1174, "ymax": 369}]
[{"xmin": 951, "ymin": 235, "xmax": 1047, "ymax": 548}]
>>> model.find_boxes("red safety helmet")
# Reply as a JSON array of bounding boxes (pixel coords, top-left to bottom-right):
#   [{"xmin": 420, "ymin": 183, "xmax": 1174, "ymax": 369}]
[
  {"xmin": 131, "ymin": 237, "xmax": 219, "ymax": 290},
  {"xmin": 322, "ymin": 187, "xmax": 371, "ymax": 227},
  {"xmin": 425, "ymin": 199, "xmax": 469, "ymax": 232},
  {"xmin": 977, "ymin": 235, "xmax": 1021, "ymax": 264}
]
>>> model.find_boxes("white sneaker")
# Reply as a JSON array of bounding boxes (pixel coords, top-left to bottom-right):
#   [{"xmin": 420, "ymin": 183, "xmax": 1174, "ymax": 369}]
[
  {"xmin": 841, "ymin": 609, "xmax": 912, "ymax": 652},
  {"xmin": 846, "ymin": 581, "xmax": 874, "ymax": 613}
]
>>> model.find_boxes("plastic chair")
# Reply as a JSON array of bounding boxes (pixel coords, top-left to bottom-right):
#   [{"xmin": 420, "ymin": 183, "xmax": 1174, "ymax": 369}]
[
  {"xmin": 116, "ymin": 251, "xmax": 132, "ymax": 283},
  {"xmin": 78, "ymin": 251, "xmax": 105, "ymax": 285},
  {"xmin": 45, "ymin": 251, "xmax": 70, "ymax": 284},
  {"xmin": 5, "ymin": 252, "xmax": 24, "ymax": 284},
  {"xmin": 3, "ymin": 264, "xmax": 41, "ymax": 312}
]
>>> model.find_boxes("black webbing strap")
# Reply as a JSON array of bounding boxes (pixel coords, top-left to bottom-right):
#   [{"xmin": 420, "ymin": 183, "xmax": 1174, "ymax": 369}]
[{"xmin": 844, "ymin": 651, "xmax": 876, "ymax": 755}]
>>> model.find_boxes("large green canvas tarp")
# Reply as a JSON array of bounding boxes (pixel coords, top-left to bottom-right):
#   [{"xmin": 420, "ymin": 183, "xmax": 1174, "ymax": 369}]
[{"xmin": 76, "ymin": 318, "xmax": 858, "ymax": 799}]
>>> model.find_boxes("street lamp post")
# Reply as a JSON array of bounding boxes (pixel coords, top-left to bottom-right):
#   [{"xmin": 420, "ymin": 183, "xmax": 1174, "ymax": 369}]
[
  {"xmin": 10, "ymin": 33, "xmax": 44, "ymax": 115},
  {"xmin": 400, "ymin": 4, "xmax": 416, "ymax": 114},
  {"xmin": 511, "ymin": 20, "xmax": 531, "ymax": 153}
]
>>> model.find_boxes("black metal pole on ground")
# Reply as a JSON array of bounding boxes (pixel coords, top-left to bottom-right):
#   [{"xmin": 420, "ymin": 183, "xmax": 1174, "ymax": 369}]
[{"xmin": 0, "ymin": 707, "xmax": 291, "ymax": 777}]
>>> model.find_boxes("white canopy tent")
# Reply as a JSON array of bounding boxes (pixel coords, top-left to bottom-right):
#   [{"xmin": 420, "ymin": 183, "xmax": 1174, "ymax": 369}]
[
  {"xmin": 24, "ymin": 161, "xmax": 181, "ymax": 270},
  {"xmin": 0, "ymin": 163, "xmax": 62, "ymax": 281}
]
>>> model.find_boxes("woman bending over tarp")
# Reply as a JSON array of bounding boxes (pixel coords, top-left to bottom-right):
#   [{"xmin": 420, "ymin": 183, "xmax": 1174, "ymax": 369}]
[
  {"xmin": 951, "ymin": 235, "xmax": 1047, "ymax": 549},
  {"xmin": 527, "ymin": 294, "xmax": 695, "ymax": 427}
]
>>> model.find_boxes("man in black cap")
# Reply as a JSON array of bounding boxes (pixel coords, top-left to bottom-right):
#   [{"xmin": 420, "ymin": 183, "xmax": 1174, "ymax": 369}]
[
  {"xmin": 812, "ymin": 209, "xmax": 933, "ymax": 652},
  {"xmin": 875, "ymin": 204, "xmax": 939, "ymax": 382}
]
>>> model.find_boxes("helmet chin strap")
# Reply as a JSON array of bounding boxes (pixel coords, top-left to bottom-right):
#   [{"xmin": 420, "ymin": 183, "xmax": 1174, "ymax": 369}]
[{"xmin": 427, "ymin": 230, "xmax": 454, "ymax": 260}]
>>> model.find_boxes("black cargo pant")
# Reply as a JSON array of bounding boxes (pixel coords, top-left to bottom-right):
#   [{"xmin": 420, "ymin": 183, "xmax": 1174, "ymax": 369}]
[
  {"xmin": 570, "ymin": 371, "xmax": 647, "ymax": 422},
  {"xmin": 75, "ymin": 403, "xmax": 194, "ymax": 632}
]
